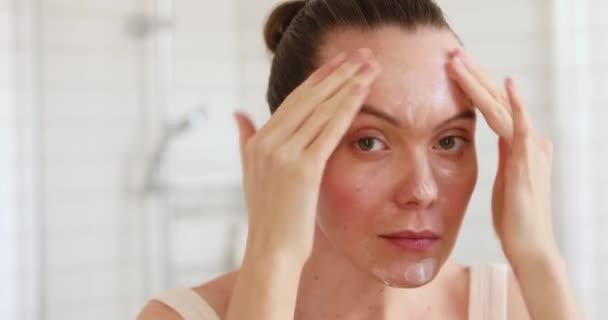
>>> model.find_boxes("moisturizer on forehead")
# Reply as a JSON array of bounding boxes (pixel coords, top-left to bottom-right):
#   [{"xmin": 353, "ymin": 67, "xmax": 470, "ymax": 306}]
[{"xmin": 369, "ymin": 65, "xmax": 455, "ymax": 132}]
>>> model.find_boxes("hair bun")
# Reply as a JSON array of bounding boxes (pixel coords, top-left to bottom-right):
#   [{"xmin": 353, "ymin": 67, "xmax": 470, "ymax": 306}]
[{"xmin": 263, "ymin": 0, "xmax": 306, "ymax": 53}]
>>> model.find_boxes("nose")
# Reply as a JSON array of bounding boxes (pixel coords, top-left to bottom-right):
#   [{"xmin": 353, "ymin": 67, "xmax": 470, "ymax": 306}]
[{"xmin": 394, "ymin": 152, "xmax": 438, "ymax": 209}]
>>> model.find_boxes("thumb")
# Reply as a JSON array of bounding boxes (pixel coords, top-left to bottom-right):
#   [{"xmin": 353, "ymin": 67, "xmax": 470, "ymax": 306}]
[
  {"xmin": 492, "ymin": 136, "xmax": 509, "ymax": 236},
  {"xmin": 496, "ymin": 136, "xmax": 510, "ymax": 178},
  {"xmin": 233, "ymin": 111, "xmax": 256, "ymax": 164}
]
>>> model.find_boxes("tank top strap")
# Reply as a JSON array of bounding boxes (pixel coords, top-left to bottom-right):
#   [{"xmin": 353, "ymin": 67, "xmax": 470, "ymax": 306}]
[
  {"xmin": 153, "ymin": 287, "xmax": 221, "ymax": 320},
  {"xmin": 468, "ymin": 263, "xmax": 508, "ymax": 320}
]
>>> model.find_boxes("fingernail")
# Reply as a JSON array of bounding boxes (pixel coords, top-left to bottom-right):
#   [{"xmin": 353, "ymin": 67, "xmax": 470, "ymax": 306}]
[
  {"xmin": 460, "ymin": 51, "xmax": 469, "ymax": 62},
  {"xmin": 358, "ymin": 61, "xmax": 372, "ymax": 74},
  {"xmin": 351, "ymin": 48, "xmax": 374, "ymax": 62},
  {"xmin": 506, "ymin": 77, "xmax": 514, "ymax": 90},
  {"xmin": 234, "ymin": 110, "xmax": 247, "ymax": 120},
  {"xmin": 449, "ymin": 48, "xmax": 462, "ymax": 58},
  {"xmin": 332, "ymin": 52, "xmax": 348, "ymax": 64},
  {"xmin": 358, "ymin": 60, "xmax": 379, "ymax": 75},
  {"xmin": 452, "ymin": 57, "xmax": 464, "ymax": 71}
]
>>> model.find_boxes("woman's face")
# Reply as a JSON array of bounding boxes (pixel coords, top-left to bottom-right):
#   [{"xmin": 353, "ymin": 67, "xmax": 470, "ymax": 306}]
[{"xmin": 316, "ymin": 26, "xmax": 477, "ymax": 288}]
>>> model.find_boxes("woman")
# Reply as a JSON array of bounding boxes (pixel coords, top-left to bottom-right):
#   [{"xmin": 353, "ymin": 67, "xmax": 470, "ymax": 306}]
[{"xmin": 138, "ymin": 0, "xmax": 581, "ymax": 319}]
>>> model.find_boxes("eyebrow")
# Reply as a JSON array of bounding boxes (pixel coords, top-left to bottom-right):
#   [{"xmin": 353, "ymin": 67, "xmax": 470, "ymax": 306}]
[{"xmin": 359, "ymin": 105, "xmax": 476, "ymax": 129}]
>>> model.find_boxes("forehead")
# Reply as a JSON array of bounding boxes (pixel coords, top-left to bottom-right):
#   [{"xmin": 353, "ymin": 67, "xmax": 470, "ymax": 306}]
[{"xmin": 319, "ymin": 26, "xmax": 471, "ymax": 128}]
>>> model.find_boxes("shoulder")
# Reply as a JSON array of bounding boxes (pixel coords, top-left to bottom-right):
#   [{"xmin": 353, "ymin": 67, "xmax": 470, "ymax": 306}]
[
  {"xmin": 136, "ymin": 271, "xmax": 239, "ymax": 320},
  {"xmin": 505, "ymin": 266, "xmax": 532, "ymax": 320}
]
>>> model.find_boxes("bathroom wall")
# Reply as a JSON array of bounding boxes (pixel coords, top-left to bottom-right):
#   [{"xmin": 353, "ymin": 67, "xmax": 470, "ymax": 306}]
[
  {"xmin": 0, "ymin": 0, "xmax": 17, "ymax": 319},
  {"xmin": 552, "ymin": 0, "xmax": 608, "ymax": 317},
  {"xmin": 1, "ymin": 0, "xmax": 606, "ymax": 319},
  {"xmin": 37, "ymin": 1, "xmax": 141, "ymax": 319}
]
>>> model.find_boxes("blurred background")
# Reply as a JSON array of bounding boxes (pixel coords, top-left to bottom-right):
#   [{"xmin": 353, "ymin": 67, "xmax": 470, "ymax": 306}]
[{"xmin": 0, "ymin": 0, "xmax": 606, "ymax": 319}]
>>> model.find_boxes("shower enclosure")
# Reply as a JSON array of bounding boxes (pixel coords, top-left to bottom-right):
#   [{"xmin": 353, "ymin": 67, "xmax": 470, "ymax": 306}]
[
  {"xmin": 120, "ymin": 0, "xmax": 263, "ymax": 316},
  {"xmin": 7, "ymin": 0, "xmax": 271, "ymax": 319}
]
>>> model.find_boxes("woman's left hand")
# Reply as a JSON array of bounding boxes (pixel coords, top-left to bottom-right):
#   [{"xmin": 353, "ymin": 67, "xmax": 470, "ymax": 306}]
[
  {"xmin": 447, "ymin": 49, "xmax": 558, "ymax": 264},
  {"xmin": 447, "ymin": 49, "xmax": 582, "ymax": 320}
]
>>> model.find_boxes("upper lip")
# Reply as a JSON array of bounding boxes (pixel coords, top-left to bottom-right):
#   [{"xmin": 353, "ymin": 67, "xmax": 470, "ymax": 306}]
[{"xmin": 380, "ymin": 230, "xmax": 440, "ymax": 239}]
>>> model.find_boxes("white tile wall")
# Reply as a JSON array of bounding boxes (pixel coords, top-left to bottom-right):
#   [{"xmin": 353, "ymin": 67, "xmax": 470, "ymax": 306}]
[
  {"xmin": 2, "ymin": 0, "xmax": 605, "ymax": 319},
  {"xmin": 0, "ymin": 0, "xmax": 17, "ymax": 319},
  {"xmin": 589, "ymin": 0, "xmax": 608, "ymax": 313},
  {"xmin": 38, "ymin": 1, "xmax": 141, "ymax": 320},
  {"xmin": 162, "ymin": 0, "xmax": 249, "ymax": 294}
]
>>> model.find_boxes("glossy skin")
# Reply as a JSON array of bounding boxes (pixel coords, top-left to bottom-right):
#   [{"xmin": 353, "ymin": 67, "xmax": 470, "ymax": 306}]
[{"xmin": 315, "ymin": 26, "xmax": 477, "ymax": 289}]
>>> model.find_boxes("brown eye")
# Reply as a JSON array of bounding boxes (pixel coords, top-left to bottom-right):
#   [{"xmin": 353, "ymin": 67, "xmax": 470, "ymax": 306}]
[
  {"xmin": 439, "ymin": 137, "xmax": 456, "ymax": 149},
  {"xmin": 435, "ymin": 136, "xmax": 467, "ymax": 152},
  {"xmin": 355, "ymin": 137, "xmax": 385, "ymax": 152}
]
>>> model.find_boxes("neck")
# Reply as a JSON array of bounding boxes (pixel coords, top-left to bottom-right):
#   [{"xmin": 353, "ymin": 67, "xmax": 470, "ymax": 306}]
[{"xmin": 294, "ymin": 226, "xmax": 469, "ymax": 320}]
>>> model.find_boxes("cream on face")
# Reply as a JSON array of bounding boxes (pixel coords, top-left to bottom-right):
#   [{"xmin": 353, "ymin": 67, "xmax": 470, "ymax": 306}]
[{"xmin": 316, "ymin": 26, "xmax": 478, "ymax": 288}]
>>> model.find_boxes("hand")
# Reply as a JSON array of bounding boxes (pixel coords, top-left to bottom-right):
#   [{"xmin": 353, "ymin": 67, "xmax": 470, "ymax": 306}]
[
  {"xmin": 447, "ymin": 49, "xmax": 557, "ymax": 263},
  {"xmin": 234, "ymin": 49, "xmax": 382, "ymax": 262}
]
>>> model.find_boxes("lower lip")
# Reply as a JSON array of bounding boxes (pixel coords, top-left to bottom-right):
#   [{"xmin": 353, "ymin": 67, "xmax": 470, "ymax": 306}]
[{"xmin": 382, "ymin": 237, "xmax": 439, "ymax": 252}]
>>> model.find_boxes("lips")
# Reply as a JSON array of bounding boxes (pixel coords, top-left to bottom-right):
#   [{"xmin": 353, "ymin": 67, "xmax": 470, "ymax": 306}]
[{"xmin": 379, "ymin": 230, "xmax": 440, "ymax": 252}]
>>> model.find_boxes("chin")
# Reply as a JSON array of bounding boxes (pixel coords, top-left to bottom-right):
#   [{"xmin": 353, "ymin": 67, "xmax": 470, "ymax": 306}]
[{"xmin": 368, "ymin": 256, "xmax": 443, "ymax": 288}]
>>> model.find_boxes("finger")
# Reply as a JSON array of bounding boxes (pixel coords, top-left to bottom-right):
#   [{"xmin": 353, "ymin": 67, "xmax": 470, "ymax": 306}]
[
  {"xmin": 506, "ymin": 77, "xmax": 532, "ymax": 138},
  {"xmin": 306, "ymin": 62, "xmax": 382, "ymax": 160},
  {"xmin": 289, "ymin": 60, "xmax": 381, "ymax": 151},
  {"xmin": 272, "ymin": 50, "xmax": 350, "ymax": 120},
  {"xmin": 304, "ymin": 51, "xmax": 349, "ymax": 87},
  {"xmin": 259, "ymin": 49, "xmax": 373, "ymax": 147},
  {"xmin": 454, "ymin": 49, "xmax": 510, "ymax": 109},
  {"xmin": 449, "ymin": 56, "xmax": 514, "ymax": 141},
  {"xmin": 234, "ymin": 112, "xmax": 257, "ymax": 170},
  {"xmin": 491, "ymin": 137, "xmax": 508, "ymax": 233}
]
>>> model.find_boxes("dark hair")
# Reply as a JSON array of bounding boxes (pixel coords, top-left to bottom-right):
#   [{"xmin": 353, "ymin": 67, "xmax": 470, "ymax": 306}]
[{"xmin": 263, "ymin": 0, "xmax": 453, "ymax": 113}]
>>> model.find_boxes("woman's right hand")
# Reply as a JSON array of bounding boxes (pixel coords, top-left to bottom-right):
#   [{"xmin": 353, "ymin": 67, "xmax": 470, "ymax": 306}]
[{"xmin": 234, "ymin": 48, "xmax": 382, "ymax": 263}]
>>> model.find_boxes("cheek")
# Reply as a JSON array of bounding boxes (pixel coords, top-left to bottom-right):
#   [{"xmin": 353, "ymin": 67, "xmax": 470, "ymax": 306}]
[
  {"xmin": 318, "ymin": 152, "xmax": 392, "ymax": 229},
  {"xmin": 433, "ymin": 152, "xmax": 478, "ymax": 221}
]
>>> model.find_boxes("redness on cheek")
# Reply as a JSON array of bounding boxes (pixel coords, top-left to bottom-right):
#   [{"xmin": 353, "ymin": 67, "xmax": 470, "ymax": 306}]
[
  {"xmin": 320, "ymin": 170, "xmax": 363, "ymax": 214},
  {"xmin": 333, "ymin": 183, "xmax": 366, "ymax": 211}
]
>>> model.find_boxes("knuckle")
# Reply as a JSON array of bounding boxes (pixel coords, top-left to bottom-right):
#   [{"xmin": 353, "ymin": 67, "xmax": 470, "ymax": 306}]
[
  {"xmin": 337, "ymin": 61, "xmax": 359, "ymax": 79},
  {"xmin": 253, "ymin": 138, "xmax": 273, "ymax": 158},
  {"xmin": 294, "ymin": 161, "xmax": 318, "ymax": 181},
  {"xmin": 348, "ymin": 80, "xmax": 369, "ymax": 96},
  {"xmin": 301, "ymin": 151, "xmax": 322, "ymax": 168},
  {"xmin": 523, "ymin": 134, "xmax": 535, "ymax": 147},
  {"xmin": 273, "ymin": 146, "xmax": 294, "ymax": 164},
  {"xmin": 244, "ymin": 138, "xmax": 257, "ymax": 156},
  {"xmin": 281, "ymin": 91, "xmax": 299, "ymax": 109}
]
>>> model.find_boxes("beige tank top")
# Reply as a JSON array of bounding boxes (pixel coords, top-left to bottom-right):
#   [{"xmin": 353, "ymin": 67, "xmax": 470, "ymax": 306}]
[{"xmin": 153, "ymin": 263, "xmax": 508, "ymax": 320}]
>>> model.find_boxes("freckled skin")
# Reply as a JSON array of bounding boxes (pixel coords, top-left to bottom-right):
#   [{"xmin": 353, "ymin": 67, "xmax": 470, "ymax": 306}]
[{"xmin": 314, "ymin": 26, "xmax": 478, "ymax": 289}]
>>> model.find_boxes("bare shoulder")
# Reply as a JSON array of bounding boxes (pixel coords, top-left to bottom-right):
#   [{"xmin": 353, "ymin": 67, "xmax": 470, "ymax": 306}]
[
  {"xmin": 136, "ymin": 271, "xmax": 239, "ymax": 320},
  {"xmin": 506, "ymin": 267, "xmax": 531, "ymax": 320}
]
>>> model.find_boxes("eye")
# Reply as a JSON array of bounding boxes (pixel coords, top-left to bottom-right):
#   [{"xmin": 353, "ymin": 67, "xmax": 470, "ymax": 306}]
[
  {"xmin": 354, "ymin": 136, "xmax": 386, "ymax": 152},
  {"xmin": 434, "ymin": 136, "xmax": 468, "ymax": 152}
]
